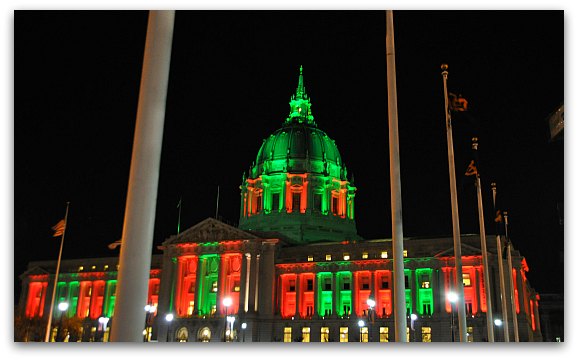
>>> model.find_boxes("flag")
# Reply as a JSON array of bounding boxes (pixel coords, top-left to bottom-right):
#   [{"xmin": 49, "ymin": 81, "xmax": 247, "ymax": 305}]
[
  {"xmin": 108, "ymin": 239, "xmax": 122, "ymax": 250},
  {"xmin": 464, "ymin": 160, "xmax": 478, "ymax": 176},
  {"xmin": 449, "ymin": 93, "xmax": 468, "ymax": 112},
  {"xmin": 52, "ymin": 219, "xmax": 66, "ymax": 237},
  {"xmin": 494, "ymin": 210, "xmax": 507, "ymax": 236}
]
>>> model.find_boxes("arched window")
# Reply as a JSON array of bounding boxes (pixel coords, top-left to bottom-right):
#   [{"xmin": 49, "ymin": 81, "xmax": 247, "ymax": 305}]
[{"xmin": 176, "ymin": 326, "xmax": 189, "ymax": 342}]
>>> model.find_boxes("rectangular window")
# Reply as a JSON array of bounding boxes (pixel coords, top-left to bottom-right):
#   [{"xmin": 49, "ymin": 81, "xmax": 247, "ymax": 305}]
[
  {"xmin": 463, "ymin": 273, "xmax": 472, "ymax": 287},
  {"xmin": 211, "ymin": 281, "xmax": 218, "ymax": 293},
  {"xmin": 406, "ymin": 327, "xmax": 410, "ymax": 342},
  {"xmin": 362, "ymin": 252, "xmax": 369, "ymax": 259},
  {"xmin": 289, "ymin": 279, "xmax": 296, "ymax": 292},
  {"xmin": 343, "ymin": 278, "xmax": 350, "ymax": 290},
  {"xmin": 343, "ymin": 253, "xmax": 350, "ymax": 261},
  {"xmin": 380, "ymin": 251, "xmax": 388, "ymax": 259},
  {"xmin": 313, "ymin": 193, "xmax": 322, "ymax": 212},
  {"xmin": 293, "ymin": 192, "xmax": 301, "ymax": 213},
  {"xmin": 403, "ymin": 250, "xmax": 408, "ymax": 257},
  {"xmin": 360, "ymin": 327, "xmax": 368, "ymax": 342},
  {"xmin": 307, "ymin": 255, "xmax": 314, "ymax": 262},
  {"xmin": 272, "ymin": 193, "xmax": 280, "ymax": 211},
  {"xmin": 321, "ymin": 327, "xmax": 330, "ymax": 342},
  {"xmin": 324, "ymin": 278, "xmax": 332, "ymax": 291},
  {"xmin": 467, "ymin": 326, "xmax": 474, "ymax": 342},
  {"xmin": 302, "ymin": 327, "xmax": 310, "ymax": 342},
  {"xmin": 339, "ymin": 327, "xmax": 349, "ymax": 342},
  {"xmin": 283, "ymin": 327, "xmax": 292, "ymax": 342},
  {"xmin": 379, "ymin": 327, "xmax": 389, "ymax": 342},
  {"xmin": 404, "ymin": 275, "xmax": 410, "ymax": 288},
  {"xmin": 256, "ymin": 194, "xmax": 262, "ymax": 214},
  {"xmin": 381, "ymin": 280, "xmax": 389, "ymax": 290},
  {"xmin": 332, "ymin": 196, "xmax": 339, "ymax": 215},
  {"xmin": 306, "ymin": 279, "xmax": 313, "ymax": 291},
  {"xmin": 421, "ymin": 327, "xmax": 432, "ymax": 342},
  {"xmin": 325, "ymin": 254, "xmax": 332, "ymax": 261}
]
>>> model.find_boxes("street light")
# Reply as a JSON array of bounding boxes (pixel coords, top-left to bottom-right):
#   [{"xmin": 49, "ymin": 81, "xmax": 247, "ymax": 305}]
[
  {"xmin": 56, "ymin": 302, "xmax": 69, "ymax": 342},
  {"xmin": 366, "ymin": 298, "xmax": 375, "ymax": 342},
  {"xmin": 358, "ymin": 319, "xmax": 365, "ymax": 342},
  {"xmin": 143, "ymin": 304, "xmax": 156, "ymax": 342},
  {"xmin": 222, "ymin": 297, "xmax": 232, "ymax": 342},
  {"xmin": 227, "ymin": 315, "xmax": 236, "ymax": 341},
  {"xmin": 447, "ymin": 292, "xmax": 458, "ymax": 342},
  {"xmin": 410, "ymin": 313, "xmax": 418, "ymax": 342},
  {"xmin": 98, "ymin": 316, "xmax": 110, "ymax": 342},
  {"xmin": 494, "ymin": 318, "xmax": 503, "ymax": 341},
  {"xmin": 241, "ymin": 322, "xmax": 247, "ymax": 342},
  {"xmin": 165, "ymin": 313, "xmax": 174, "ymax": 342}
]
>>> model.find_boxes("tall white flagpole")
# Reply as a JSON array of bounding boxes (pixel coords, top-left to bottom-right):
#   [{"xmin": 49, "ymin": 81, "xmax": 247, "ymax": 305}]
[
  {"xmin": 385, "ymin": 10, "xmax": 407, "ymax": 342},
  {"xmin": 504, "ymin": 212, "xmax": 520, "ymax": 341},
  {"xmin": 441, "ymin": 64, "xmax": 467, "ymax": 342},
  {"xmin": 44, "ymin": 202, "xmax": 70, "ymax": 342},
  {"xmin": 109, "ymin": 10, "xmax": 175, "ymax": 342},
  {"xmin": 472, "ymin": 138, "xmax": 494, "ymax": 342},
  {"xmin": 491, "ymin": 182, "xmax": 510, "ymax": 341}
]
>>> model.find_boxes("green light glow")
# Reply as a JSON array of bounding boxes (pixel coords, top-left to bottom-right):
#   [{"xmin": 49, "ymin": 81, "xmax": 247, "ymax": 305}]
[
  {"xmin": 415, "ymin": 268, "xmax": 434, "ymax": 316},
  {"xmin": 336, "ymin": 271, "xmax": 352, "ymax": 317},
  {"xmin": 198, "ymin": 254, "xmax": 220, "ymax": 316},
  {"xmin": 68, "ymin": 281, "xmax": 79, "ymax": 317},
  {"xmin": 104, "ymin": 280, "xmax": 117, "ymax": 318},
  {"xmin": 317, "ymin": 272, "xmax": 333, "ymax": 316}
]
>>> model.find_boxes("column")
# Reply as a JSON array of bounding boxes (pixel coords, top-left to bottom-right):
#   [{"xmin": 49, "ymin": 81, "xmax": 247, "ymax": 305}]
[
  {"xmin": 295, "ymin": 273, "xmax": 301, "ymax": 319},
  {"xmin": 239, "ymin": 250, "xmax": 248, "ymax": 313},
  {"xmin": 195, "ymin": 257, "xmax": 206, "ymax": 315},
  {"xmin": 331, "ymin": 272, "xmax": 337, "ymax": 317},
  {"xmin": 259, "ymin": 241, "xmax": 276, "ymax": 316},
  {"xmin": 432, "ymin": 269, "xmax": 440, "ymax": 314},
  {"xmin": 254, "ymin": 254, "xmax": 261, "ymax": 312}
]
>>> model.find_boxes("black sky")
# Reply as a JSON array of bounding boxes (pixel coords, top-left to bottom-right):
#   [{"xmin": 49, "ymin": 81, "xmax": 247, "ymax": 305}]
[{"xmin": 14, "ymin": 10, "xmax": 564, "ymax": 302}]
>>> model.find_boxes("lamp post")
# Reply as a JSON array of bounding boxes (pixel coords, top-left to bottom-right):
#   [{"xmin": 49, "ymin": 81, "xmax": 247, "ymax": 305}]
[
  {"xmin": 222, "ymin": 297, "xmax": 232, "ymax": 342},
  {"xmin": 98, "ymin": 316, "xmax": 110, "ymax": 342},
  {"xmin": 366, "ymin": 298, "xmax": 375, "ymax": 342},
  {"xmin": 410, "ymin": 313, "xmax": 418, "ymax": 342},
  {"xmin": 143, "ymin": 304, "xmax": 156, "ymax": 342},
  {"xmin": 358, "ymin": 320, "xmax": 365, "ymax": 342},
  {"xmin": 56, "ymin": 302, "xmax": 69, "ymax": 342},
  {"xmin": 494, "ymin": 318, "xmax": 503, "ymax": 342},
  {"xmin": 241, "ymin": 322, "xmax": 247, "ymax": 342},
  {"xmin": 447, "ymin": 292, "xmax": 458, "ymax": 342},
  {"xmin": 165, "ymin": 313, "xmax": 173, "ymax": 342}
]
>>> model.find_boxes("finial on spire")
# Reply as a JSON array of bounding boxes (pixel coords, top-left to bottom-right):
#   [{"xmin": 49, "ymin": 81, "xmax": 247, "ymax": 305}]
[
  {"xmin": 286, "ymin": 65, "xmax": 316, "ymax": 126},
  {"xmin": 296, "ymin": 65, "xmax": 305, "ymax": 99}
]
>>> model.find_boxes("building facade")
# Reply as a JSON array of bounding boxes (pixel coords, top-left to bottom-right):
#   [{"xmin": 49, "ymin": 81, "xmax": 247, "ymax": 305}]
[{"xmin": 16, "ymin": 68, "xmax": 543, "ymax": 342}]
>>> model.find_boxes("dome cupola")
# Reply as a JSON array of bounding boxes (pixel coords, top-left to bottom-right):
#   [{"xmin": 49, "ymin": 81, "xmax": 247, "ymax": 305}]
[{"xmin": 239, "ymin": 67, "xmax": 360, "ymax": 245}]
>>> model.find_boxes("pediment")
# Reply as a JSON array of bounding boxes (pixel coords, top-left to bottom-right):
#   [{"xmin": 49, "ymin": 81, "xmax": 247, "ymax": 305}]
[
  {"xmin": 164, "ymin": 217, "xmax": 260, "ymax": 245},
  {"xmin": 19, "ymin": 266, "xmax": 50, "ymax": 280},
  {"xmin": 434, "ymin": 243, "xmax": 483, "ymax": 258}
]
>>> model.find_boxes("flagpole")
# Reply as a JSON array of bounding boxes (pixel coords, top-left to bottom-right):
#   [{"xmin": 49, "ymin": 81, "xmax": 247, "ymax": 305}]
[
  {"xmin": 472, "ymin": 138, "xmax": 494, "ymax": 342},
  {"xmin": 385, "ymin": 10, "xmax": 407, "ymax": 342},
  {"xmin": 177, "ymin": 197, "xmax": 182, "ymax": 235},
  {"xmin": 441, "ymin": 64, "xmax": 467, "ymax": 342},
  {"xmin": 109, "ymin": 10, "xmax": 175, "ymax": 342},
  {"xmin": 504, "ymin": 212, "xmax": 520, "ymax": 341},
  {"xmin": 215, "ymin": 185, "xmax": 220, "ymax": 219},
  {"xmin": 491, "ymin": 182, "xmax": 510, "ymax": 342},
  {"xmin": 44, "ymin": 202, "xmax": 70, "ymax": 342}
]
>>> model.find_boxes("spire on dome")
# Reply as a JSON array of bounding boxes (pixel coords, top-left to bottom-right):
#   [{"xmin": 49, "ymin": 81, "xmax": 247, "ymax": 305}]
[{"xmin": 286, "ymin": 65, "xmax": 316, "ymax": 126}]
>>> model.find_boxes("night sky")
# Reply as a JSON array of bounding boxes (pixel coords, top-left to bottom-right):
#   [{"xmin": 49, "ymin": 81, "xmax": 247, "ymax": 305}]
[{"xmin": 14, "ymin": 10, "xmax": 564, "ymax": 306}]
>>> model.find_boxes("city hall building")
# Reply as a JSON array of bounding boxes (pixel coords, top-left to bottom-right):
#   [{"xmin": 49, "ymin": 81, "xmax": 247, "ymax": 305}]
[{"xmin": 16, "ymin": 68, "xmax": 543, "ymax": 342}]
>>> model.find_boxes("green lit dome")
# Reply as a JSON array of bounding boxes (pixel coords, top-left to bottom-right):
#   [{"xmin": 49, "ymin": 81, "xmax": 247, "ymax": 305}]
[
  {"xmin": 250, "ymin": 66, "xmax": 347, "ymax": 180},
  {"xmin": 253, "ymin": 123, "xmax": 345, "ymax": 179}
]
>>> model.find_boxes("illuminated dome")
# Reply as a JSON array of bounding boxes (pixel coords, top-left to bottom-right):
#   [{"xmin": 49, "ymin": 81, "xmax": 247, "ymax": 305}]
[{"xmin": 239, "ymin": 66, "xmax": 360, "ymax": 245}]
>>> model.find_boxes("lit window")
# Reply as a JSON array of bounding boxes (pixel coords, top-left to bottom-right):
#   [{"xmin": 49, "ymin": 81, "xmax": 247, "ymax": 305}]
[
  {"xmin": 233, "ymin": 280, "xmax": 241, "ymax": 292},
  {"xmin": 421, "ymin": 281, "xmax": 430, "ymax": 289},
  {"xmin": 104, "ymin": 265, "xmax": 109, "ymax": 271},
  {"xmin": 339, "ymin": 327, "xmax": 348, "ymax": 342},
  {"xmin": 403, "ymin": 250, "xmax": 408, "ymax": 257},
  {"xmin": 343, "ymin": 253, "xmax": 350, "ymax": 261},
  {"xmin": 325, "ymin": 254, "xmax": 332, "ymax": 261},
  {"xmin": 302, "ymin": 327, "xmax": 310, "ymax": 342},
  {"xmin": 362, "ymin": 252, "xmax": 369, "ymax": 259},
  {"xmin": 381, "ymin": 251, "xmax": 388, "ymax": 259},
  {"xmin": 187, "ymin": 301, "xmax": 194, "ymax": 316},
  {"xmin": 307, "ymin": 255, "xmax": 314, "ymax": 262},
  {"xmin": 379, "ymin": 327, "xmax": 389, "ymax": 342},
  {"xmin": 467, "ymin": 326, "xmax": 474, "ymax": 342},
  {"xmin": 283, "ymin": 327, "xmax": 292, "ymax": 342},
  {"xmin": 321, "ymin": 327, "xmax": 330, "ymax": 342},
  {"xmin": 463, "ymin": 273, "xmax": 471, "ymax": 287},
  {"xmin": 406, "ymin": 327, "xmax": 410, "ymax": 342},
  {"xmin": 211, "ymin": 281, "xmax": 218, "ymax": 292},
  {"xmin": 421, "ymin": 327, "xmax": 432, "ymax": 342},
  {"xmin": 360, "ymin": 326, "xmax": 368, "ymax": 342},
  {"xmin": 78, "ymin": 266, "xmax": 84, "ymax": 272},
  {"xmin": 91, "ymin": 265, "xmax": 96, "ymax": 270}
]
